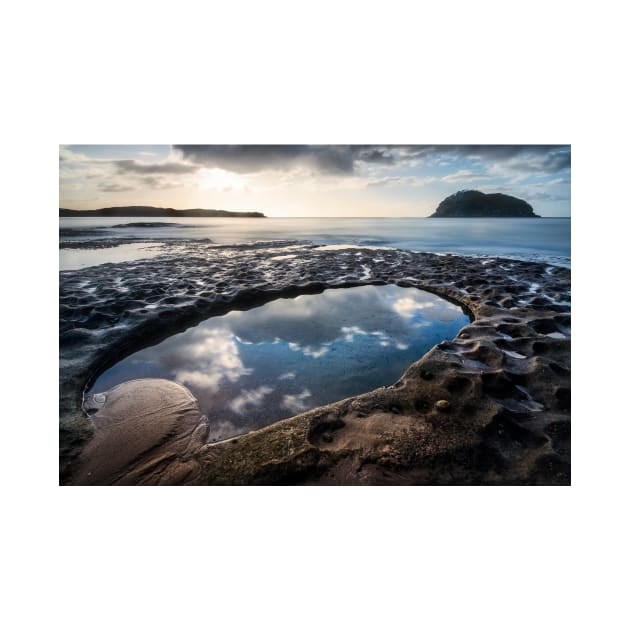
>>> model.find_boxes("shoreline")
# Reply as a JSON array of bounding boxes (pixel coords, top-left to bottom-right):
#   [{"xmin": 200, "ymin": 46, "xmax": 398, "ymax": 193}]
[{"xmin": 60, "ymin": 242, "xmax": 570, "ymax": 485}]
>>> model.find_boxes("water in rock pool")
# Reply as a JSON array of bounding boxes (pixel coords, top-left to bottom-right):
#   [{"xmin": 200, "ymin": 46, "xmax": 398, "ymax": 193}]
[{"xmin": 87, "ymin": 285, "xmax": 470, "ymax": 441}]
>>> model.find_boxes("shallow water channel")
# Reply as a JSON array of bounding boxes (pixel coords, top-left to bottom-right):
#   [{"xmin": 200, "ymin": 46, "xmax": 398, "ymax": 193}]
[{"xmin": 87, "ymin": 285, "xmax": 470, "ymax": 441}]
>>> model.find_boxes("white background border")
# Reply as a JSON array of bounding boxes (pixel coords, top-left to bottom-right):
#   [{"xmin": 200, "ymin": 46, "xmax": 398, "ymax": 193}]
[{"xmin": 4, "ymin": 1, "xmax": 627, "ymax": 628}]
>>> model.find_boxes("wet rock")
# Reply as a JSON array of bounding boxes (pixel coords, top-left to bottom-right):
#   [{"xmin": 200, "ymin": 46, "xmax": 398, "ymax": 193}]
[
  {"xmin": 59, "ymin": 241, "xmax": 570, "ymax": 485},
  {"xmin": 70, "ymin": 379, "xmax": 208, "ymax": 485}
]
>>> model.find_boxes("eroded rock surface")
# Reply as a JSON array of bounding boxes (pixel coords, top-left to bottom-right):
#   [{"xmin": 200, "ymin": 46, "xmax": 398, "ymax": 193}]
[{"xmin": 60, "ymin": 242, "xmax": 570, "ymax": 485}]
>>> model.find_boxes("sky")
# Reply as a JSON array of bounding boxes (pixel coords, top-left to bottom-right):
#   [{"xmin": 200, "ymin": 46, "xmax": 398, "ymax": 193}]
[{"xmin": 59, "ymin": 145, "xmax": 571, "ymax": 217}]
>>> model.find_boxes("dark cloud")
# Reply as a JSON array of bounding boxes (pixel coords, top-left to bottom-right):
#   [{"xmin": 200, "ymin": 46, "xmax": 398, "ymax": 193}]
[
  {"xmin": 407, "ymin": 144, "xmax": 567, "ymax": 159},
  {"xmin": 356, "ymin": 148, "xmax": 395, "ymax": 164},
  {"xmin": 173, "ymin": 145, "xmax": 398, "ymax": 175},
  {"xmin": 399, "ymin": 145, "xmax": 570, "ymax": 172},
  {"xmin": 112, "ymin": 159, "xmax": 199, "ymax": 175},
  {"xmin": 173, "ymin": 144, "xmax": 570, "ymax": 176},
  {"xmin": 139, "ymin": 176, "xmax": 179, "ymax": 189},
  {"xmin": 539, "ymin": 149, "xmax": 571, "ymax": 172}
]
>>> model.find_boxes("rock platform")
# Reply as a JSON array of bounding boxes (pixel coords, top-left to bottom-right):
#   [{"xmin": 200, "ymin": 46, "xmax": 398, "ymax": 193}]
[{"xmin": 60, "ymin": 242, "xmax": 570, "ymax": 485}]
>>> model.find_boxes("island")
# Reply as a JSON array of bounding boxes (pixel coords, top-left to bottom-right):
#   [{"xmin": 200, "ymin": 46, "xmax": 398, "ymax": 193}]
[
  {"xmin": 59, "ymin": 206, "xmax": 266, "ymax": 218},
  {"xmin": 428, "ymin": 190, "xmax": 540, "ymax": 218}
]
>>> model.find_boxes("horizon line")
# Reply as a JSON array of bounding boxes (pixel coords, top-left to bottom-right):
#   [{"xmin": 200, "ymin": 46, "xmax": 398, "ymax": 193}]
[{"xmin": 59, "ymin": 213, "xmax": 570, "ymax": 219}]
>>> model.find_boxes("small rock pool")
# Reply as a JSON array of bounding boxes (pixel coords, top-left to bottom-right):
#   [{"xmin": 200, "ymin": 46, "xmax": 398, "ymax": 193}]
[{"xmin": 86, "ymin": 285, "xmax": 470, "ymax": 441}]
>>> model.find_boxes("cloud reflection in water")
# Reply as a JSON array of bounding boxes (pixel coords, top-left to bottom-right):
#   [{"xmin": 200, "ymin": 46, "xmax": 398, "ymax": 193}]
[{"xmin": 89, "ymin": 285, "xmax": 470, "ymax": 441}]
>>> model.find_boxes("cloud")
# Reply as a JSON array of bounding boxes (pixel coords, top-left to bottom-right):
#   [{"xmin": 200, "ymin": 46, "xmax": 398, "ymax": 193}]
[
  {"xmin": 288, "ymin": 342, "xmax": 329, "ymax": 358},
  {"xmin": 399, "ymin": 146, "xmax": 570, "ymax": 178},
  {"xmin": 482, "ymin": 178, "xmax": 571, "ymax": 203},
  {"xmin": 281, "ymin": 388, "xmax": 312, "ymax": 413},
  {"xmin": 405, "ymin": 144, "xmax": 568, "ymax": 162},
  {"xmin": 60, "ymin": 147, "xmax": 197, "ymax": 197},
  {"xmin": 392, "ymin": 297, "xmax": 435, "ymax": 318},
  {"xmin": 97, "ymin": 182, "xmax": 135, "ymax": 192},
  {"xmin": 367, "ymin": 175, "xmax": 438, "ymax": 188},
  {"xmin": 139, "ymin": 175, "xmax": 181, "ymax": 189},
  {"xmin": 392, "ymin": 295, "xmax": 463, "ymax": 322},
  {"xmin": 358, "ymin": 148, "xmax": 395, "ymax": 164},
  {"xmin": 486, "ymin": 148, "xmax": 571, "ymax": 176},
  {"xmin": 230, "ymin": 284, "xmax": 412, "ymax": 348},
  {"xmin": 173, "ymin": 145, "xmax": 400, "ymax": 175},
  {"xmin": 229, "ymin": 386, "xmax": 274, "ymax": 415},
  {"xmin": 59, "ymin": 147, "xmax": 81, "ymax": 163},
  {"xmin": 172, "ymin": 144, "xmax": 570, "ymax": 177},
  {"xmin": 526, "ymin": 191, "xmax": 571, "ymax": 202},
  {"xmin": 171, "ymin": 327, "xmax": 252, "ymax": 394},
  {"xmin": 112, "ymin": 159, "xmax": 199, "ymax": 175},
  {"xmin": 441, "ymin": 169, "xmax": 491, "ymax": 183}
]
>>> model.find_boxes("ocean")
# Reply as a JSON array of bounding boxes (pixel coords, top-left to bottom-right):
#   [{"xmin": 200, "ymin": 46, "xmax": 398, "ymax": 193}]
[{"xmin": 59, "ymin": 216, "xmax": 570, "ymax": 270}]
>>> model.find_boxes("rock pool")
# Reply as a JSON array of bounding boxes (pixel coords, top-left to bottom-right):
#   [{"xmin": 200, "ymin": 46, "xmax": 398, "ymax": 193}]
[{"xmin": 86, "ymin": 284, "xmax": 470, "ymax": 441}]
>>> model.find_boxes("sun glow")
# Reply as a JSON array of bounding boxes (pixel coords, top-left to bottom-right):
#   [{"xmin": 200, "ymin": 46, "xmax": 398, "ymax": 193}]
[{"xmin": 197, "ymin": 168, "xmax": 249, "ymax": 193}]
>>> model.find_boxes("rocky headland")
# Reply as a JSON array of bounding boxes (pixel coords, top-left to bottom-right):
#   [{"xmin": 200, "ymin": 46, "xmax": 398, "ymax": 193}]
[
  {"xmin": 429, "ymin": 190, "xmax": 540, "ymax": 218},
  {"xmin": 59, "ymin": 206, "xmax": 265, "ymax": 218}
]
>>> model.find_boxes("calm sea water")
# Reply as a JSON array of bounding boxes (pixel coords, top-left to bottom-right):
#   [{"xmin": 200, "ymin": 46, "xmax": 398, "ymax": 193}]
[{"xmin": 60, "ymin": 216, "xmax": 570, "ymax": 269}]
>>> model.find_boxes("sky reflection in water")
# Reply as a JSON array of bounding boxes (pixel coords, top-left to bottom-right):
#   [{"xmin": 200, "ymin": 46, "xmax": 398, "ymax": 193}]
[{"xmin": 89, "ymin": 285, "xmax": 469, "ymax": 441}]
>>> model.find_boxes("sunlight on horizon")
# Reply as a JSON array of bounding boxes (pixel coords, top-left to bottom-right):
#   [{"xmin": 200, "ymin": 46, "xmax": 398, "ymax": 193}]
[{"xmin": 59, "ymin": 145, "xmax": 571, "ymax": 217}]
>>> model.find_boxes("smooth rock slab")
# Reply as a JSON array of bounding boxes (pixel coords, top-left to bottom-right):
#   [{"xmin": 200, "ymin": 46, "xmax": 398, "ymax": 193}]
[{"xmin": 71, "ymin": 379, "xmax": 208, "ymax": 485}]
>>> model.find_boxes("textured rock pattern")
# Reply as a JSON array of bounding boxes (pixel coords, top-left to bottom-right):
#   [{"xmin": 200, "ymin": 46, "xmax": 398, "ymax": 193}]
[{"xmin": 60, "ymin": 242, "xmax": 570, "ymax": 485}]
